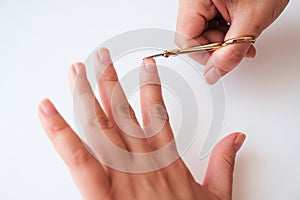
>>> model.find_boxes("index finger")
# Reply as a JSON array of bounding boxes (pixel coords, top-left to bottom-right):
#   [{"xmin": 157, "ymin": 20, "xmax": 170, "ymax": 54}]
[{"xmin": 37, "ymin": 99, "xmax": 110, "ymax": 199}]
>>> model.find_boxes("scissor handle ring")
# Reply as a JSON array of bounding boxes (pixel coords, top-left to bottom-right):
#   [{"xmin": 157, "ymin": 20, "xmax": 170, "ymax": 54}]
[{"xmin": 222, "ymin": 36, "xmax": 257, "ymax": 47}]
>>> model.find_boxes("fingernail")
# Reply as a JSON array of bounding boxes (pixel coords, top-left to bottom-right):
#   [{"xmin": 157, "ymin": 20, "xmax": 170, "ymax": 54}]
[
  {"xmin": 73, "ymin": 63, "xmax": 82, "ymax": 74},
  {"xmin": 233, "ymin": 133, "xmax": 246, "ymax": 152},
  {"xmin": 144, "ymin": 59, "xmax": 157, "ymax": 73},
  {"xmin": 73, "ymin": 63, "xmax": 86, "ymax": 77},
  {"xmin": 39, "ymin": 99, "xmax": 57, "ymax": 117},
  {"xmin": 245, "ymin": 53, "xmax": 256, "ymax": 58},
  {"xmin": 204, "ymin": 66, "xmax": 221, "ymax": 85},
  {"xmin": 97, "ymin": 47, "xmax": 112, "ymax": 65}
]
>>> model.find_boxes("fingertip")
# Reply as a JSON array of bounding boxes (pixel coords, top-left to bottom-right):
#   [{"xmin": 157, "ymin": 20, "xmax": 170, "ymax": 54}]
[
  {"xmin": 233, "ymin": 133, "xmax": 246, "ymax": 152},
  {"xmin": 73, "ymin": 62, "xmax": 85, "ymax": 74},
  {"xmin": 222, "ymin": 132, "xmax": 246, "ymax": 142},
  {"xmin": 96, "ymin": 47, "xmax": 112, "ymax": 65},
  {"xmin": 204, "ymin": 66, "xmax": 222, "ymax": 85},
  {"xmin": 69, "ymin": 65, "xmax": 76, "ymax": 82},
  {"xmin": 140, "ymin": 58, "xmax": 160, "ymax": 88},
  {"xmin": 142, "ymin": 58, "xmax": 157, "ymax": 73},
  {"xmin": 99, "ymin": 47, "xmax": 110, "ymax": 53},
  {"xmin": 219, "ymin": 132, "xmax": 247, "ymax": 152},
  {"xmin": 143, "ymin": 58, "xmax": 156, "ymax": 65},
  {"xmin": 69, "ymin": 62, "xmax": 85, "ymax": 93},
  {"xmin": 38, "ymin": 98, "xmax": 57, "ymax": 117},
  {"xmin": 213, "ymin": 132, "xmax": 246, "ymax": 153}
]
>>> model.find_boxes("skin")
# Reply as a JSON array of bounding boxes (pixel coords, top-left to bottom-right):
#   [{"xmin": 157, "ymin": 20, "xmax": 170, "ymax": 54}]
[
  {"xmin": 38, "ymin": 48, "xmax": 246, "ymax": 200},
  {"xmin": 175, "ymin": 0, "xmax": 290, "ymax": 84}
]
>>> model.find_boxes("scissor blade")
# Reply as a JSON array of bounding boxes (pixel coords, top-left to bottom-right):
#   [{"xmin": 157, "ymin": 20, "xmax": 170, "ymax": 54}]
[{"xmin": 143, "ymin": 52, "xmax": 165, "ymax": 59}]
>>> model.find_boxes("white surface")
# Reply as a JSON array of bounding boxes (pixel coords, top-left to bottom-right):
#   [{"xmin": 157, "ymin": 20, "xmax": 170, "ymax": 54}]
[{"xmin": 0, "ymin": 0, "xmax": 299, "ymax": 199}]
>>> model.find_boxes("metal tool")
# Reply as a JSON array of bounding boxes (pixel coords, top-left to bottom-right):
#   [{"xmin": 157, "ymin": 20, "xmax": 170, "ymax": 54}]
[{"xmin": 143, "ymin": 36, "xmax": 256, "ymax": 59}]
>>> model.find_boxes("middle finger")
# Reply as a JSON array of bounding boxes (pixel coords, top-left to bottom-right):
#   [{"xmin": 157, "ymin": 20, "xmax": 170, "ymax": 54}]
[{"xmin": 94, "ymin": 48, "xmax": 151, "ymax": 153}]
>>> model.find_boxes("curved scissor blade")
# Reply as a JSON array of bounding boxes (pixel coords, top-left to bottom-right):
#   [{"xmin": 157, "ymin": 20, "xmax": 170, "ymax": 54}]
[{"xmin": 143, "ymin": 52, "xmax": 165, "ymax": 59}]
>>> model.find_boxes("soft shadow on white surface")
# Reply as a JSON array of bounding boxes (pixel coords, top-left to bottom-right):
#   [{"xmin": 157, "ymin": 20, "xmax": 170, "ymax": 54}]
[{"xmin": 223, "ymin": 4, "xmax": 300, "ymax": 199}]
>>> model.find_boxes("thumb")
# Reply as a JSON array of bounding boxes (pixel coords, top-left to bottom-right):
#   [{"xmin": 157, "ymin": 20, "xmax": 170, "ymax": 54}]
[
  {"xmin": 203, "ymin": 132, "xmax": 246, "ymax": 200},
  {"xmin": 204, "ymin": 14, "xmax": 262, "ymax": 84}
]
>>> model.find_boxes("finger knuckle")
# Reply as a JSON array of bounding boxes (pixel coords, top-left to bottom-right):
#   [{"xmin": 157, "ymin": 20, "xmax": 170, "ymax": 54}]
[
  {"xmin": 115, "ymin": 103, "xmax": 136, "ymax": 119},
  {"xmin": 141, "ymin": 82, "xmax": 161, "ymax": 90},
  {"xmin": 115, "ymin": 103, "xmax": 128, "ymax": 114},
  {"xmin": 100, "ymin": 72, "xmax": 118, "ymax": 82},
  {"xmin": 69, "ymin": 148, "xmax": 93, "ymax": 167},
  {"xmin": 48, "ymin": 122, "xmax": 70, "ymax": 137},
  {"xmin": 97, "ymin": 114, "xmax": 114, "ymax": 130},
  {"xmin": 150, "ymin": 105, "xmax": 169, "ymax": 122}
]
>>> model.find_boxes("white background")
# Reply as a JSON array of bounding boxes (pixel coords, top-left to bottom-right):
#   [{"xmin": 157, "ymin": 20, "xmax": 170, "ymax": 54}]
[{"xmin": 0, "ymin": 0, "xmax": 300, "ymax": 199}]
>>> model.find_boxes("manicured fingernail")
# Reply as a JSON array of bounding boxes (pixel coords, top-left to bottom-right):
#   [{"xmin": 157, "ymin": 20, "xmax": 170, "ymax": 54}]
[
  {"xmin": 233, "ymin": 133, "xmax": 246, "ymax": 152},
  {"xmin": 73, "ymin": 63, "xmax": 86, "ymax": 77},
  {"xmin": 39, "ymin": 99, "xmax": 57, "ymax": 117},
  {"xmin": 73, "ymin": 63, "xmax": 82, "ymax": 74},
  {"xmin": 97, "ymin": 47, "xmax": 112, "ymax": 65},
  {"xmin": 204, "ymin": 66, "xmax": 221, "ymax": 85},
  {"xmin": 144, "ymin": 59, "xmax": 157, "ymax": 73}
]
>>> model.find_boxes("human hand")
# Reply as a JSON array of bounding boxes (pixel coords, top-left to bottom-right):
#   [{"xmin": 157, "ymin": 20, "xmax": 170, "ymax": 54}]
[
  {"xmin": 38, "ymin": 48, "xmax": 246, "ymax": 200},
  {"xmin": 175, "ymin": 0, "xmax": 289, "ymax": 84}
]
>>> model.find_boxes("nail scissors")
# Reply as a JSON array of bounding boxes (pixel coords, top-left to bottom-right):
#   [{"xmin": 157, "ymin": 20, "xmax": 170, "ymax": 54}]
[{"xmin": 143, "ymin": 36, "xmax": 256, "ymax": 59}]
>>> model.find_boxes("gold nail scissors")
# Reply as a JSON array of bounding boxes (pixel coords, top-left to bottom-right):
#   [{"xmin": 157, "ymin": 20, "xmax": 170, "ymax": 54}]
[{"xmin": 143, "ymin": 36, "xmax": 256, "ymax": 59}]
